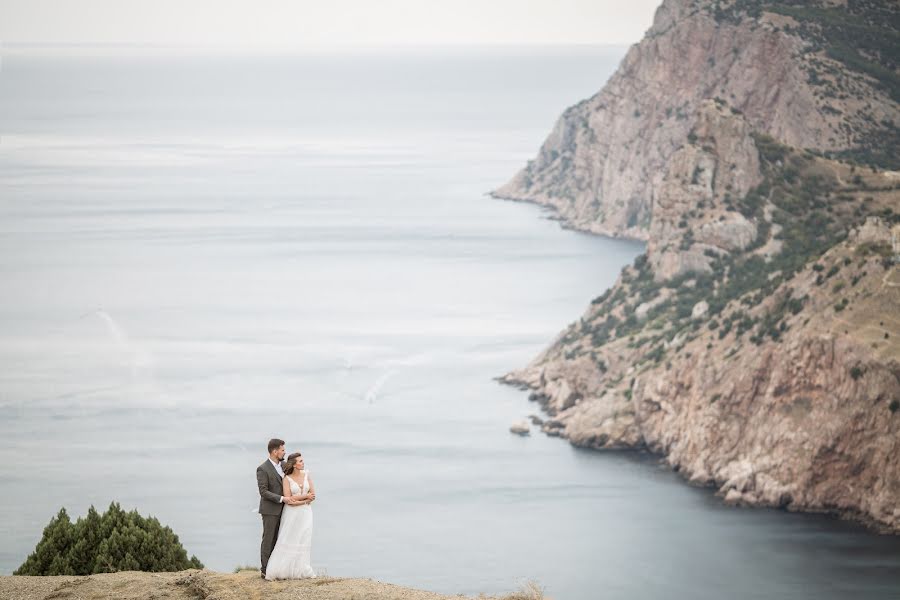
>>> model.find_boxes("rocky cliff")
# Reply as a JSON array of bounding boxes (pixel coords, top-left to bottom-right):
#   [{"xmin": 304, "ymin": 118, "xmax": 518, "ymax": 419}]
[
  {"xmin": 492, "ymin": 0, "xmax": 899, "ymax": 240},
  {"xmin": 498, "ymin": 0, "xmax": 900, "ymax": 533}
]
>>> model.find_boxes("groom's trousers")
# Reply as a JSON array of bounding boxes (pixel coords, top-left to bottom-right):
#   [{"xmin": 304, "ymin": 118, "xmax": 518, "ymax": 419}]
[{"xmin": 260, "ymin": 514, "xmax": 281, "ymax": 574}]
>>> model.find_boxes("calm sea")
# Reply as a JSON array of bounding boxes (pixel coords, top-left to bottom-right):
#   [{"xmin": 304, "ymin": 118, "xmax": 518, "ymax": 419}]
[{"xmin": 1, "ymin": 45, "xmax": 898, "ymax": 599}]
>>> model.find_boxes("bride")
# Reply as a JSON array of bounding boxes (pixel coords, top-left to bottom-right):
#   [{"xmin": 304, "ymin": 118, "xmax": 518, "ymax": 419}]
[{"xmin": 264, "ymin": 452, "xmax": 316, "ymax": 580}]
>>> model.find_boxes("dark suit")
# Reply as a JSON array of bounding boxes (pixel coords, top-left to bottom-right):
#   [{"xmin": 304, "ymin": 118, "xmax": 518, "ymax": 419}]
[{"xmin": 256, "ymin": 459, "xmax": 285, "ymax": 575}]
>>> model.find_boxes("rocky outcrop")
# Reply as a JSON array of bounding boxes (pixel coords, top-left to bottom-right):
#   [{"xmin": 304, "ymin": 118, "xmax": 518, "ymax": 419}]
[
  {"xmin": 496, "ymin": 0, "xmax": 900, "ymax": 532},
  {"xmin": 491, "ymin": 0, "xmax": 900, "ymax": 240},
  {"xmin": 505, "ymin": 160, "xmax": 900, "ymax": 532},
  {"xmin": 631, "ymin": 231, "xmax": 900, "ymax": 528},
  {"xmin": 647, "ymin": 99, "xmax": 763, "ymax": 280}
]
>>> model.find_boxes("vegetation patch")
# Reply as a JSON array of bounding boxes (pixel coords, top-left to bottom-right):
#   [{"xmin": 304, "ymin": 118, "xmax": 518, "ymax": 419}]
[
  {"xmin": 709, "ymin": 1, "xmax": 900, "ymax": 169},
  {"xmin": 573, "ymin": 130, "xmax": 896, "ymax": 368},
  {"xmin": 14, "ymin": 503, "xmax": 203, "ymax": 576}
]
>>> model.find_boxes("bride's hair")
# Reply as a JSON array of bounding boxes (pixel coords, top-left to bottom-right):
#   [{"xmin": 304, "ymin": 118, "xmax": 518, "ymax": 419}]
[{"xmin": 283, "ymin": 452, "xmax": 302, "ymax": 476}]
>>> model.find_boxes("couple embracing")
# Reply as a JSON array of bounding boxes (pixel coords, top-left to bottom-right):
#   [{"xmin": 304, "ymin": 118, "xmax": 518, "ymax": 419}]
[{"xmin": 256, "ymin": 438, "xmax": 317, "ymax": 580}]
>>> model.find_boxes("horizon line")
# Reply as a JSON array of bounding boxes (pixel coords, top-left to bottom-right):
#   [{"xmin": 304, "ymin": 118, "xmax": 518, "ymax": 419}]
[
  {"xmin": 0, "ymin": 41, "xmax": 635, "ymax": 58},
  {"xmin": 3, "ymin": 41, "xmax": 632, "ymax": 48}
]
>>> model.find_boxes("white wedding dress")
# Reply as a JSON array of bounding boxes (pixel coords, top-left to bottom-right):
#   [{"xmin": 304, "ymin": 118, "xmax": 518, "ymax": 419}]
[{"xmin": 264, "ymin": 471, "xmax": 316, "ymax": 580}]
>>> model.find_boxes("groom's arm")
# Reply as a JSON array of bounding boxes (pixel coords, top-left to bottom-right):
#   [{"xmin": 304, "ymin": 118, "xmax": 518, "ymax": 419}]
[{"xmin": 256, "ymin": 466, "xmax": 284, "ymax": 504}]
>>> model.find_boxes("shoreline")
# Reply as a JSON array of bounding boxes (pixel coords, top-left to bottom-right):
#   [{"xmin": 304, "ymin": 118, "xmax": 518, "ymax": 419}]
[
  {"xmin": 497, "ymin": 372, "xmax": 900, "ymax": 537},
  {"xmin": 487, "ymin": 190, "xmax": 651, "ymax": 243}
]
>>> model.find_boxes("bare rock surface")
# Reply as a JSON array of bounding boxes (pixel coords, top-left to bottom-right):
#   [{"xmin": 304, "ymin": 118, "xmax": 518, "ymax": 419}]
[{"xmin": 491, "ymin": 0, "xmax": 899, "ymax": 240}]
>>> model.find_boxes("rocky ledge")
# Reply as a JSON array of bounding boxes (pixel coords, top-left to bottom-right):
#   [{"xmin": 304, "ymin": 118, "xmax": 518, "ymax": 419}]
[{"xmin": 0, "ymin": 569, "xmax": 541, "ymax": 600}]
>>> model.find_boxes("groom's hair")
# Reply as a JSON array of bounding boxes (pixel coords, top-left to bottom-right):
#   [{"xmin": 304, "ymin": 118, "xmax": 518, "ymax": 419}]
[{"xmin": 267, "ymin": 438, "xmax": 285, "ymax": 454}]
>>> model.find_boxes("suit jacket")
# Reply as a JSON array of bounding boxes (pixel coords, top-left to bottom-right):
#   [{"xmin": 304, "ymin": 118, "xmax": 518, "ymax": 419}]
[{"xmin": 257, "ymin": 459, "xmax": 286, "ymax": 516}]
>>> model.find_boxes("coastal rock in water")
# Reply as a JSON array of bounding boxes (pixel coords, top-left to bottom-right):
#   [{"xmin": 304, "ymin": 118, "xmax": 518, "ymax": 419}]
[{"xmin": 509, "ymin": 420, "xmax": 531, "ymax": 436}]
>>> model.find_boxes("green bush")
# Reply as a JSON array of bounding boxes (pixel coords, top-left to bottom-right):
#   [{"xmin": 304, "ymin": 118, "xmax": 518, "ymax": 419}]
[{"xmin": 14, "ymin": 502, "xmax": 203, "ymax": 576}]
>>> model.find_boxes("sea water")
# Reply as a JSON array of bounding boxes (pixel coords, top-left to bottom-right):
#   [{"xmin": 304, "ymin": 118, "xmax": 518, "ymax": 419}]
[{"xmin": 1, "ymin": 45, "xmax": 898, "ymax": 599}]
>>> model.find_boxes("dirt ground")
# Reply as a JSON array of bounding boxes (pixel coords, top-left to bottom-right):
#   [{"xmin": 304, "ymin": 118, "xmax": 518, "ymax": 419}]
[{"xmin": 0, "ymin": 569, "xmax": 544, "ymax": 600}]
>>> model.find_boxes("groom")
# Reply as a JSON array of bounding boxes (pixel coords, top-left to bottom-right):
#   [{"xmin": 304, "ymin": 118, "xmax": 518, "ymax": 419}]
[{"xmin": 256, "ymin": 438, "xmax": 302, "ymax": 578}]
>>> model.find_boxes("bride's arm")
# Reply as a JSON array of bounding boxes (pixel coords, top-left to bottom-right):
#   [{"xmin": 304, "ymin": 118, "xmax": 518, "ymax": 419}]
[
  {"xmin": 296, "ymin": 475, "xmax": 315, "ymax": 503},
  {"xmin": 283, "ymin": 476, "xmax": 311, "ymax": 503},
  {"xmin": 282, "ymin": 477, "xmax": 302, "ymax": 503}
]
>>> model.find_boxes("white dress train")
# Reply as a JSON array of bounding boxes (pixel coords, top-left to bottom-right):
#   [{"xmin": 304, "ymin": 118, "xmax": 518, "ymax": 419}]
[{"xmin": 264, "ymin": 471, "xmax": 316, "ymax": 580}]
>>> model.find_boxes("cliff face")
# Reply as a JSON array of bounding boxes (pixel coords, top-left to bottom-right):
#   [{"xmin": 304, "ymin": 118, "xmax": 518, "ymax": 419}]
[
  {"xmin": 492, "ymin": 0, "xmax": 899, "ymax": 240},
  {"xmin": 497, "ymin": 0, "xmax": 900, "ymax": 533}
]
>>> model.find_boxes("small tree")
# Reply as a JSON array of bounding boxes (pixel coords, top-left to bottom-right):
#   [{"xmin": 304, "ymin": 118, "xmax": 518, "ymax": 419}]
[
  {"xmin": 15, "ymin": 508, "xmax": 75, "ymax": 575},
  {"xmin": 15, "ymin": 502, "xmax": 203, "ymax": 575}
]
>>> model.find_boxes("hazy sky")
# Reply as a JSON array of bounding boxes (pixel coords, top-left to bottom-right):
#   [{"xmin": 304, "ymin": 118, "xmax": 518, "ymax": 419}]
[{"xmin": 1, "ymin": 0, "xmax": 661, "ymax": 48}]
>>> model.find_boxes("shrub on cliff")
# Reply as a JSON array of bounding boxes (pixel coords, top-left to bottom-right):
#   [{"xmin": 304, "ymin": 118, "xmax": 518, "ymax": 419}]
[{"xmin": 14, "ymin": 502, "xmax": 203, "ymax": 575}]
